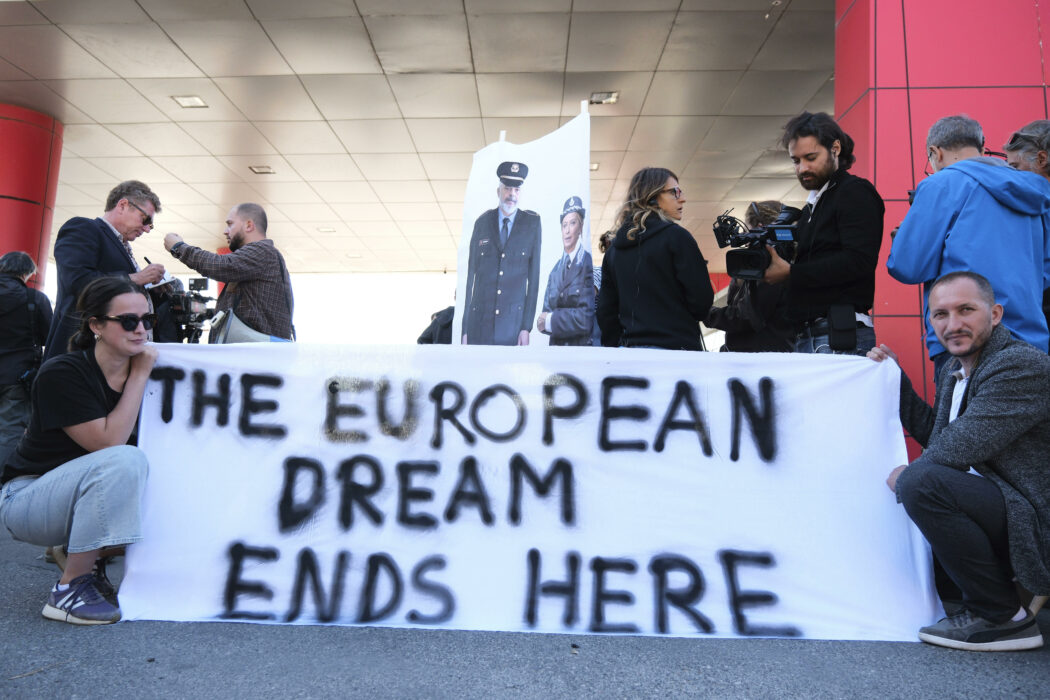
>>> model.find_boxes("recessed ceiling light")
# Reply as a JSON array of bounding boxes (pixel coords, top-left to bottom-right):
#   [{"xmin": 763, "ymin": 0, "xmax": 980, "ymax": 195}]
[
  {"xmin": 316, "ymin": 226, "xmax": 337, "ymax": 233},
  {"xmin": 249, "ymin": 165, "xmax": 275, "ymax": 175},
  {"xmin": 171, "ymin": 95, "xmax": 208, "ymax": 108},
  {"xmin": 589, "ymin": 163, "xmax": 600, "ymax": 171},
  {"xmin": 589, "ymin": 91, "xmax": 619, "ymax": 105}
]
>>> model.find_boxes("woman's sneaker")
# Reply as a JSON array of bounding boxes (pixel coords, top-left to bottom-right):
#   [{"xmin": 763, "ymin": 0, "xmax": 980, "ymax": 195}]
[
  {"xmin": 92, "ymin": 556, "xmax": 118, "ymax": 606},
  {"xmin": 42, "ymin": 574, "xmax": 121, "ymax": 625},
  {"xmin": 48, "ymin": 545, "xmax": 119, "ymax": 606},
  {"xmin": 918, "ymin": 608, "xmax": 1043, "ymax": 651}
]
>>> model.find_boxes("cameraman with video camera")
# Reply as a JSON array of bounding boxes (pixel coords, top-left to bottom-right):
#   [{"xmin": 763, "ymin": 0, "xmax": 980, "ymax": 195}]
[
  {"xmin": 706, "ymin": 201, "xmax": 794, "ymax": 352},
  {"xmin": 763, "ymin": 112, "xmax": 885, "ymax": 355}
]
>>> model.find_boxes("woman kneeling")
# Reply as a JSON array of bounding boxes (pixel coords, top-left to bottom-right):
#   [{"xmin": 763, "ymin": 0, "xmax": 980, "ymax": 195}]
[{"xmin": 0, "ymin": 276, "xmax": 157, "ymax": 625}]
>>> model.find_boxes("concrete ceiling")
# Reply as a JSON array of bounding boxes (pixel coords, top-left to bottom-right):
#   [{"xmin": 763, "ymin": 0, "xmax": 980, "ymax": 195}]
[{"xmin": 0, "ymin": 0, "xmax": 834, "ymax": 275}]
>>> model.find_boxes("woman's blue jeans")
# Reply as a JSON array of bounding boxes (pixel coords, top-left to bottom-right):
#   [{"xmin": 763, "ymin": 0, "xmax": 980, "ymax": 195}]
[{"xmin": 0, "ymin": 445, "xmax": 148, "ymax": 553}]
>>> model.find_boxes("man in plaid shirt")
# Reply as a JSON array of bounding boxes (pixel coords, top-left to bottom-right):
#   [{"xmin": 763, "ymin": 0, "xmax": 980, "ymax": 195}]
[{"xmin": 163, "ymin": 203, "xmax": 294, "ymax": 341}]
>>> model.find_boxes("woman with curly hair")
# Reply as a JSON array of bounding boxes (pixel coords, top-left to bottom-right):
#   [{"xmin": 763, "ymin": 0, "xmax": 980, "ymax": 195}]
[{"xmin": 596, "ymin": 167, "xmax": 714, "ymax": 350}]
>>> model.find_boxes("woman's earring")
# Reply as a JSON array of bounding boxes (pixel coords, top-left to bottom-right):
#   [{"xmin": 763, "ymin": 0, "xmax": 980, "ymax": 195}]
[{"xmin": 94, "ymin": 333, "xmax": 101, "ymax": 341}]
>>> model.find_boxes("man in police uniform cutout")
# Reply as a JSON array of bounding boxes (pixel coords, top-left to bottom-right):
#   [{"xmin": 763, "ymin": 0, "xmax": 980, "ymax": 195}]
[{"xmin": 462, "ymin": 161, "xmax": 542, "ymax": 346}]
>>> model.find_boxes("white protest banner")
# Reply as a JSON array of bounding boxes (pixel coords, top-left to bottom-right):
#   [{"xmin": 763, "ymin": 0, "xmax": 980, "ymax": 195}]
[
  {"xmin": 121, "ymin": 344, "xmax": 939, "ymax": 640},
  {"xmin": 455, "ymin": 112, "xmax": 591, "ymax": 347}
]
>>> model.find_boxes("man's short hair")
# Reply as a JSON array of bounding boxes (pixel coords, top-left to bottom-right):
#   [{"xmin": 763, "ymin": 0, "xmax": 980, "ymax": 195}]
[
  {"xmin": 780, "ymin": 111, "xmax": 856, "ymax": 170},
  {"xmin": 930, "ymin": 270, "xmax": 996, "ymax": 306},
  {"xmin": 1004, "ymin": 119, "xmax": 1050, "ymax": 175},
  {"xmin": 105, "ymin": 180, "xmax": 161, "ymax": 214},
  {"xmin": 927, "ymin": 115, "xmax": 984, "ymax": 151},
  {"xmin": 236, "ymin": 202, "xmax": 268, "ymax": 235}
]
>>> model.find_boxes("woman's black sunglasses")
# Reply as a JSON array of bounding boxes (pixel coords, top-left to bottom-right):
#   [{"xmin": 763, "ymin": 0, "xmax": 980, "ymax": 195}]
[{"xmin": 100, "ymin": 313, "xmax": 157, "ymax": 331}]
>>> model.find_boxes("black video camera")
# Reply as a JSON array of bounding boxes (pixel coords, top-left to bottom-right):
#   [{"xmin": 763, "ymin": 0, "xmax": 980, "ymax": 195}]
[
  {"xmin": 169, "ymin": 277, "xmax": 216, "ymax": 344},
  {"xmin": 711, "ymin": 205, "xmax": 803, "ymax": 280}
]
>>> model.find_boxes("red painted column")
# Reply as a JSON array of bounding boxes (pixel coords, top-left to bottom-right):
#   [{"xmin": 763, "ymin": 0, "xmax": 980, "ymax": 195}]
[
  {"xmin": 0, "ymin": 103, "xmax": 63, "ymax": 291},
  {"xmin": 835, "ymin": 0, "xmax": 1048, "ymax": 411},
  {"xmin": 709, "ymin": 272, "xmax": 731, "ymax": 293}
]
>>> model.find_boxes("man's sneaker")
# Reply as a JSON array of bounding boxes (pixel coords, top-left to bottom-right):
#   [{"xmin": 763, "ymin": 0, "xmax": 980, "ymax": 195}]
[
  {"xmin": 41, "ymin": 574, "xmax": 121, "ymax": 625},
  {"xmin": 918, "ymin": 608, "xmax": 1043, "ymax": 651}
]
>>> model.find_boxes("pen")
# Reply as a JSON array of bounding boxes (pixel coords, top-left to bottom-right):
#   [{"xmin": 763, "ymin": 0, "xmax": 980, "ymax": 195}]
[{"xmin": 144, "ymin": 257, "xmax": 152, "ymax": 264}]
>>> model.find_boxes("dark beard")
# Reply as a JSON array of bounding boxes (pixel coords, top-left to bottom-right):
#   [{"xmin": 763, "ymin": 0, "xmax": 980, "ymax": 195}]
[{"xmin": 798, "ymin": 170, "xmax": 831, "ymax": 191}]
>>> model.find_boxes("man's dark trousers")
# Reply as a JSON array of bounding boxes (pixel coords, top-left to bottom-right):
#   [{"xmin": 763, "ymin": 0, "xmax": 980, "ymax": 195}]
[{"xmin": 899, "ymin": 461, "xmax": 1020, "ymax": 622}]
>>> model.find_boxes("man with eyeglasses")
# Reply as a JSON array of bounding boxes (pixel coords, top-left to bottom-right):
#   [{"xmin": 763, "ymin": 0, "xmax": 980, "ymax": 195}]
[
  {"xmin": 763, "ymin": 111, "xmax": 885, "ymax": 355},
  {"xmin": 887, "ymin": 115, "xmax": 1050, "ymax": 381},
  {"xmin": 44, "ymin": 180, "xmax": 167, "ymax": 361},
  {"xmin": 461, "ymin": 161, "xmax": 542, "ymax": 346}
]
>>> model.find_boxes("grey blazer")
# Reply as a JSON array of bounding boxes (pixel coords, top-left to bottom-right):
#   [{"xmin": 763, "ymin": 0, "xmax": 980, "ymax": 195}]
[{"xmin": 897, "ymin": 323, "xmax": 1050, "ymax": 594}]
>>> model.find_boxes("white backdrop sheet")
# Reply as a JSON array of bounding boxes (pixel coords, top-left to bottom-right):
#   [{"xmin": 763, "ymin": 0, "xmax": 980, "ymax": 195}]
[{"xmin": 121, "ymin": 344, "xmax": 939, "ymax": 640}]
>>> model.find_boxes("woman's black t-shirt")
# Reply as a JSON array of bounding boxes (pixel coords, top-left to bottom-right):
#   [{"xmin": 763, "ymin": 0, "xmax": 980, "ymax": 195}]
[{"xmin": 1, "ymin": 350, "xmax": 126, "ymax": 484}]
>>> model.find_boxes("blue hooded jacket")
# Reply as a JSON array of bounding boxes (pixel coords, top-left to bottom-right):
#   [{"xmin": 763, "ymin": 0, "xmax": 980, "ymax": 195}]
[{"xmin": 887, "ymin": 157, "xmax": 1050, "ymax": 357}]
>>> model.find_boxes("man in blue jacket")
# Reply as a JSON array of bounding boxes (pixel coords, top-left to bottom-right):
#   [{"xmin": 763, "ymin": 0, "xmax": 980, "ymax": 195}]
[{"xmin": 887, "ymin": 115, "xmax": 1050, "ymax": 378}]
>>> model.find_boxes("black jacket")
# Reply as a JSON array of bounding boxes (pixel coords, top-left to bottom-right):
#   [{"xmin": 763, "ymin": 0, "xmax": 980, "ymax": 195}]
[
  {"xmin": 787, "ymin": 168, "xmax": 884, "ymax": 323},
  {"xmin": 597, "ymin": 216, "xmax": 714, "ymax": 350},
  {"xmin": 0, "ymin": 276, "xmax": 53, "ymax": 385},
  {"xmin": 45, "ymin": 216, "xmax": 137, "ymax": 360},
  {"xmin": 706, "ymin": 278, "xmax": 793, "ymax": 352},
  {"xmin": 418, "ymin": 306, "xmax": 454, "ymax": 344}
]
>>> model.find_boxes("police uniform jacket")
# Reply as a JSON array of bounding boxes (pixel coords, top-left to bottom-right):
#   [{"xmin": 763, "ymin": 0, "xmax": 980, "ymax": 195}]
[
  {"xmin": 462, "ymin": 208, "xmax": 541, "ymax": 345},
  {"xmin": 541, "ymin": 248, "xmax": 595, "ymax": 346}
]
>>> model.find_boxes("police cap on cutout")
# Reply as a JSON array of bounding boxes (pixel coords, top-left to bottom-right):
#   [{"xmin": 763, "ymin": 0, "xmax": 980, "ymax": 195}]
[
  {"xmin": 497, "ymin": 161, "xmax": 528, "ymax": 187},
  {"xmin": 560, "ymin": 196, "xmax": 586, "ymax": 222}
]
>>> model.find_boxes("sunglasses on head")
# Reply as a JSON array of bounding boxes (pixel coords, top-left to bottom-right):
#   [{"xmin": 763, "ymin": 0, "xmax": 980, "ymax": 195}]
[
  {"xmin": 100, "ymin": 313, "xmax": 157, "ymax": 331},
  {"xmin": 1006, "ymin": 130, "xmax": 1039, "ymax": 149}
]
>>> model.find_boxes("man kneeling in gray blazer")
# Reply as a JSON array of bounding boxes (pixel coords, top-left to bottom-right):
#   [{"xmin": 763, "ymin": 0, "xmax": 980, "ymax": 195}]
[{"xmin": 869, "ymin": 270, "xmax": 1050, "ymax": 652}]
